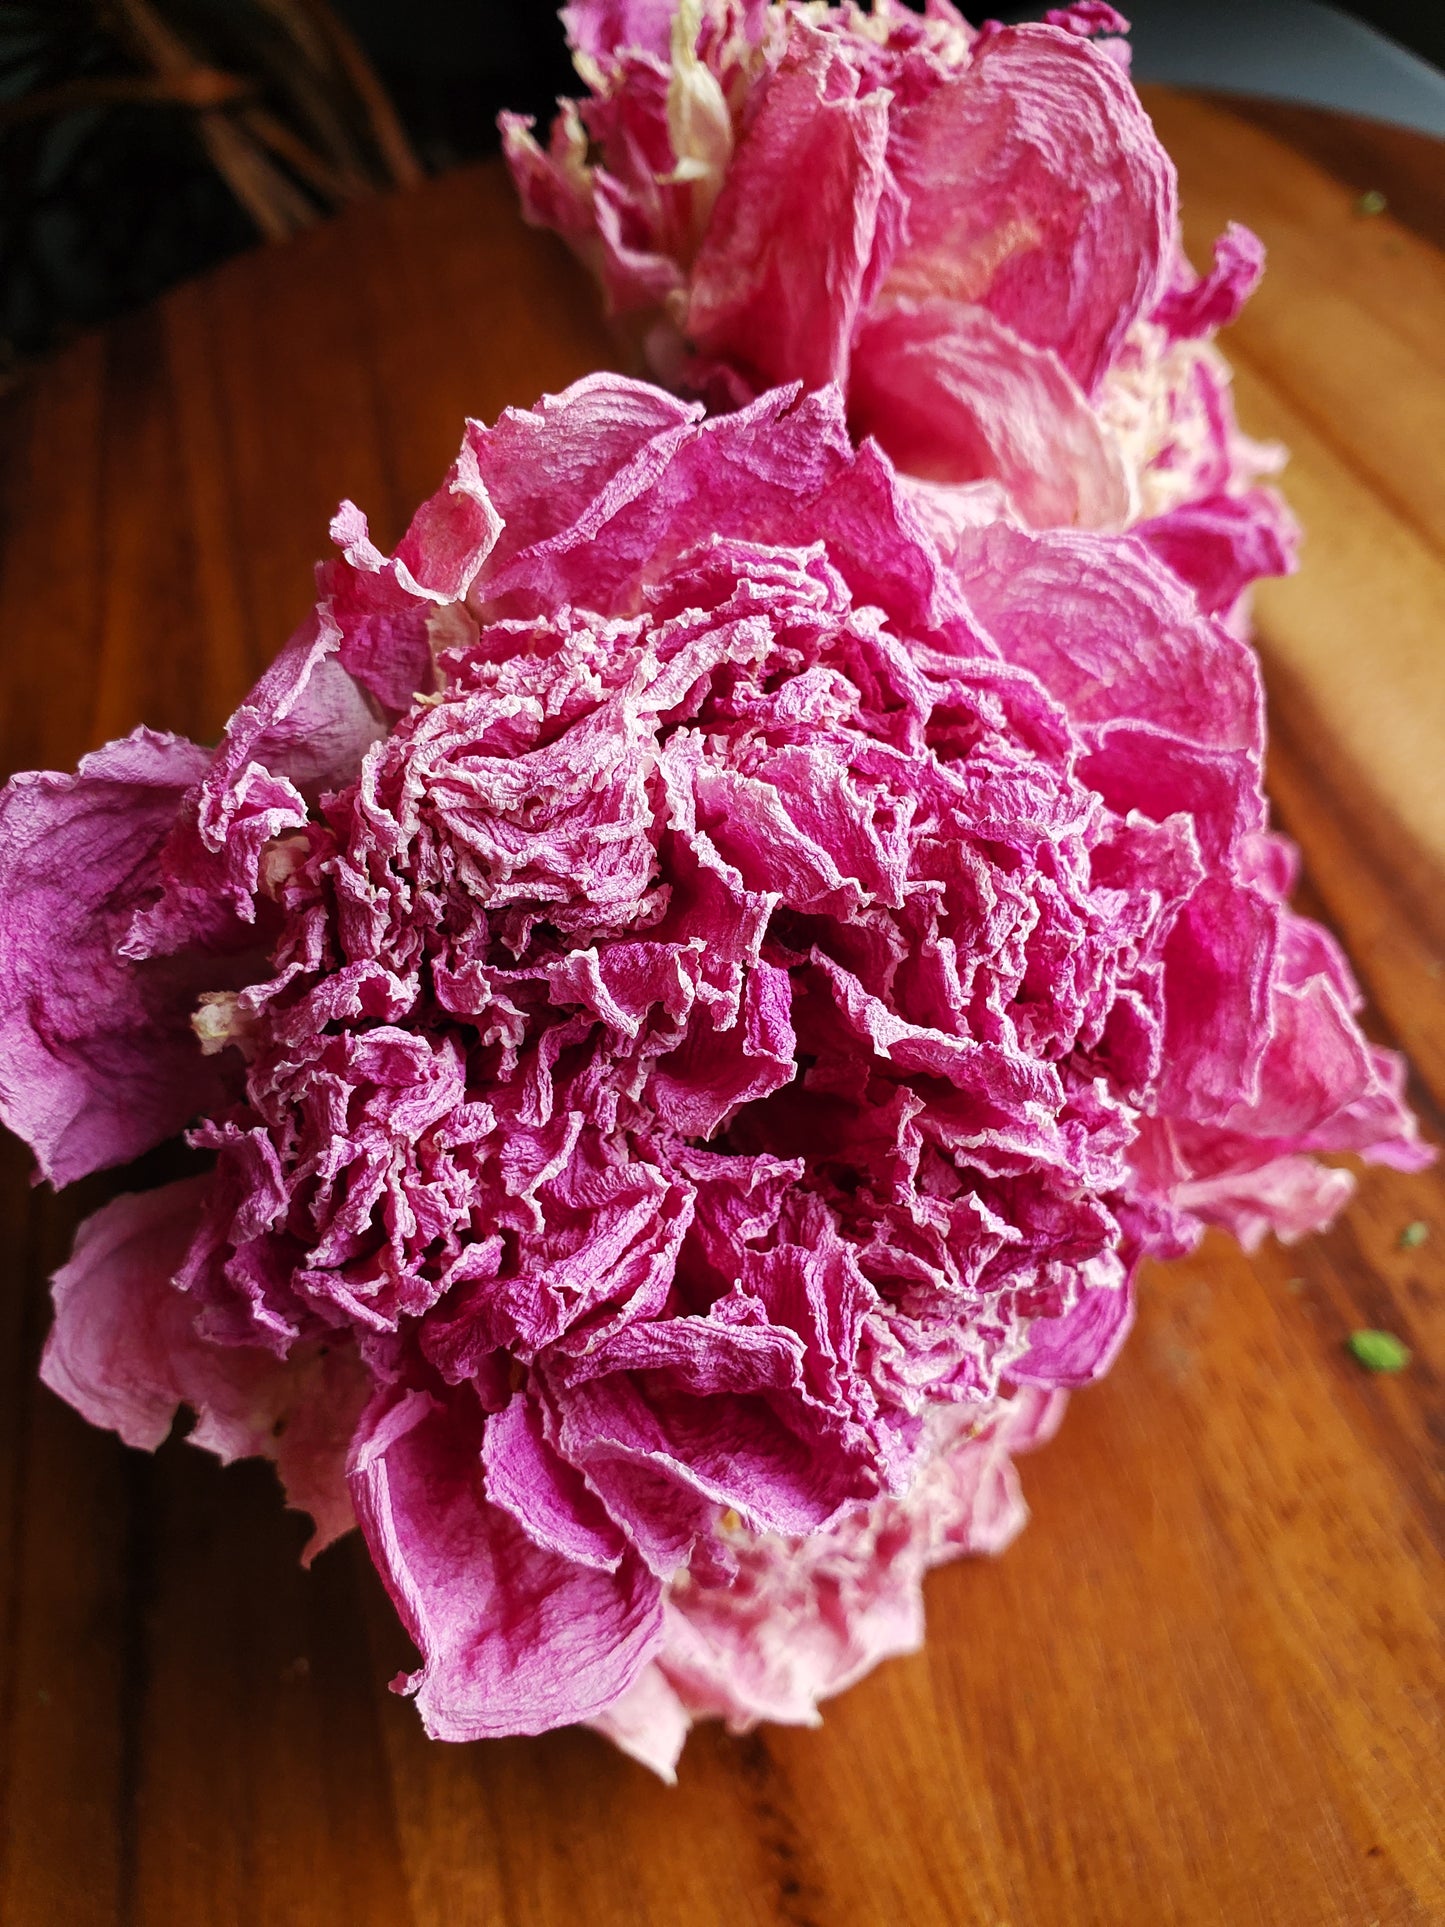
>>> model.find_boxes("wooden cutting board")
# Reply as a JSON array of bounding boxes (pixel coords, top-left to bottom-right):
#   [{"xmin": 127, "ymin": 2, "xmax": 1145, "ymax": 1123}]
[{"xmin": 0, "ymin": 90, "xmax": 1440, "ymax": 1927}]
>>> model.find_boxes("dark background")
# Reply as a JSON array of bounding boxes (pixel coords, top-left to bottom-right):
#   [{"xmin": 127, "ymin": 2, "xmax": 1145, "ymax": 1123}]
[
  {"xmin": 336, "ymin": 0, "xmax": 1445, "ymax": 157},
  {"xmin": 1352, "ymin": 0, "xmax": 1445, "ymax": 66},
  {"xmin": 0, "ymin": 0, "xmax": 1440, "ymax": 374}
]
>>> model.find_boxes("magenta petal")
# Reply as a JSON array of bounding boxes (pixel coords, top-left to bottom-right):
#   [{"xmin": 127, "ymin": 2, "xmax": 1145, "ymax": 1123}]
[
  {"xmin": 41, "ymin": 1177, "xmax": 367, "ymax": 1557},
  {"xmin": 199, "ymin": 441, "xmax": 501, "ymax": 815},
  {"xmin": 1175, "ymin": 1153, "xmax": 1356, "ymax": 1252},
  {"xmin": 648, "ymin": 960, "xmax": 796, "ymax": 1137},
  {"xmin": 482, "ymin": 1391, "xmax": 629, "ymax": 1570},
  {"xmin": 552, "ymin": 1335, "xmax": 880, "ymax": 1545},
  {"xmin": 1011, "ymin": 1261, "xmax": 1135, "ymax": 1388},
  {"xmin": 950, "ymin": 519, "xmax": 1263, "ymax": 751},
  {"xmin": 0, "ymin": 729, "xmax": 234, "ymax": 1184},
  {"xmin": 1171, "ymin": 912, "xmax": 1433, "ymax": 1215},
  {"xmin": 1134, "ymin": 488, "xmax": 1299, "ymax": 619},
  {"xmin": 884, "ymin": 24, "xmax": 1176, "ymax": 392},
  {"xmin": 686, "ymin": 31, "xmax": 895, "ymax": 393},
  {"xmin": 584, "ymin": 1662, "xmax": 691, "ymax": 1782},
  {"xmin": 42, "ymin": 1176, "xmax": 220, "ymax": 1450},
  {"xmin": 162, "ymin": 619, "xmax": 380, "ymax": 955},
  {"xmin": 643, "ymin": 1387, "xmax": 1066, "ymax": 1741},
  {"xmin": 1154, "ymin": 223, "xmax": 1265, "ymax": 340},
  {"xmin": 501, "ymin": 105, "xmax": 596, "ymax": 252},
  {"xmin": 467, "ymin": 373, "xmax": 700, "ymax": 601},
  {"xmin": 349, "ymin": 1388, "xmax": 664, "ymax": 1738},
  {"xmin": 1158, "ymin": 879, "xmax": 1278, "ymax": 1123},
  {"xmin": 331, "ymin": 433, "xmax": 502, "ymax": 613},
  {"xmin": 561, "ymin": 0, "xmax": 676, "ymax": 63},
  {"xmin": 1045, "ymin": 3, "xmax": 1131, "ymax": 35},
  {"xmin": 851, "ymin": 298, "xmax": 1131, "ymax": 523}
]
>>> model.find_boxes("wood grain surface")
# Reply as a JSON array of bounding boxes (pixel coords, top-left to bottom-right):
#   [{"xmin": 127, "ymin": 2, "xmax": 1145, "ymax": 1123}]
[{"xmin": 0, "ymin": 92, "xmax": 1441, "ymax": 1927}]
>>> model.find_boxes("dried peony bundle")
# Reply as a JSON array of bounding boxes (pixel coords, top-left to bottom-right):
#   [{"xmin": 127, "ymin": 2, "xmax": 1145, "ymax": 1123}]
[
  {"xmin": 0, "ymin": 377, "xmax": 1425, "ymax": 1777},
  {"xmin": 504, "ymin": 0, "xmax": 1297, "ymax": 626}
]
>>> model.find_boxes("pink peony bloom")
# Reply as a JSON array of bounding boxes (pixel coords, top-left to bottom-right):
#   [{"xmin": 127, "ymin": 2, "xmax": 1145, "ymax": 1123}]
[
  {"xmin": 503, "ymin": 1, "xmax": 1296, "ymax": 624},
  {"xmin": 0, "ymin": 377, "xmax": 1425, "ymax": 1767}
]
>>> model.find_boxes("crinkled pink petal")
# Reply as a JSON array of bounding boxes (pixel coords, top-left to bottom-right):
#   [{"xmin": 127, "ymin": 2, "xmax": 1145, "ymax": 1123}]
[
  {"xmin": 1174, "ymin": 1153, "xmax": 1356, "ymax": 1252},
  {"xmin": 467, "ymin": 372, "xmax": 701, "ymax": 599},
  {"xmin": 1045, "ymin": 3, "xmax": 1131, "ymax": 36},
  {"xmin": 551, "ymin": 1330, "xmax": 884, "ymax": 1544},
  {"xmin": 882, "ymin": 24, "xmax": 1176, "ymax": 393},
  {"xmin": 584, "ymin": 1660, "xmax": 693, "ymax": 1781},
  {"xmin": 686, "ymin": 29, "xmax": 896, "ymax": 393},
  {"xmin": 605, "ymin": 1386, "xmax": 1065, "ymax": 1757},
  {"xmin": 1134, "ymin": 487, "xmax": 1299, "ymax": 620},
  {"xmin": 1157, "ymin": 878, "xmax": 1278, "ymax": 1123},
  {"xmin": 483, "ymin": 1392, "xmax": 631, "ymax": 1569},
  {"xmin": 0, "ymin": 730, "xmax": 237, "ymax": 1185},
  {"xmin": 1154, "ymin": 223, "xmax": 1265, "ymax": 341},
  {"xmin": 41, "ymin": 1177, "xmax": 367, "ymax": 1556},
  {"xmin": 473, "ymin": 383, "xmax": 939, "ymax": 632},
  {"xmin": 349, "ymin": 1387, "xmax": 664, "ymax": 1737},
  {"xmin": 850, "ymin": 299, "xmax": 1132, "ymax": 525},
  {"xmin": 594, "ymin": 168, "xmax": 694, "ymax": 316},
  {"xmin": 197, "ymin": 607, "xmax": 381, "ymax": 852},
  {"xmin": 1164, "ymin": 913, "xmax": 1431, "ymax": 1235},
  {"xmin": 948, "ymin": 519, "xmax": 1263, "ymax": 750},
  {"xmin": 562, "ymin": 0, "xmax": 677, "ymax": 62},
  {"xmin": 1011, "ymin": 1256, "xmax": 1135, "ymax": 1388},
  {"xmin": 500, "ymin": 101, "xmax": 605, "ymax": 271}
]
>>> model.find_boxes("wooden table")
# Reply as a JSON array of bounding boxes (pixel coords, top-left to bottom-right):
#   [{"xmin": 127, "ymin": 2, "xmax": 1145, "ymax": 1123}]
[{"xmin": 1, "ymin": 91, "xmax": 1441, "ymax": 1927}]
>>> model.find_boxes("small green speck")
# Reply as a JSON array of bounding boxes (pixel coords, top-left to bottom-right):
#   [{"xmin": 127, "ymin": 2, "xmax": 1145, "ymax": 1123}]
[
  {"xmin": 1355, "ymin": 189, "xmax": 1388, "ymax": 216},
  {"xmin": 1285, "ymin": 1276, "xmax": 1307, "ymax": 1294},
  {"xmin": 1400, "ymin": 1220, "xmax": 1429, "ymax": 1249},
  {"xmin": 1348, "ymin": 1329, "xmax": 1411, "ymax": 1373}
]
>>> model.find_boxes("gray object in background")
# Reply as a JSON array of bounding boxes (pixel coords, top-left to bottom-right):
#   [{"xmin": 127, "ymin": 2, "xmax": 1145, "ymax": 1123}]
[{"xmin": 1113, "ymin": 0, "xmax": 1445, "ymax": 137}]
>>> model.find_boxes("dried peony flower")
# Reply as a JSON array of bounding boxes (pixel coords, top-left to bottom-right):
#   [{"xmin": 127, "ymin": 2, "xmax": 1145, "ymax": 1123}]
[
  {"xmin": 0, "ymin": 378, "xmax": 1425, "ymax": 1774},
  {"xmin": 503, "ymin": 0, "xmax": 1297, "ymax": 625}
]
